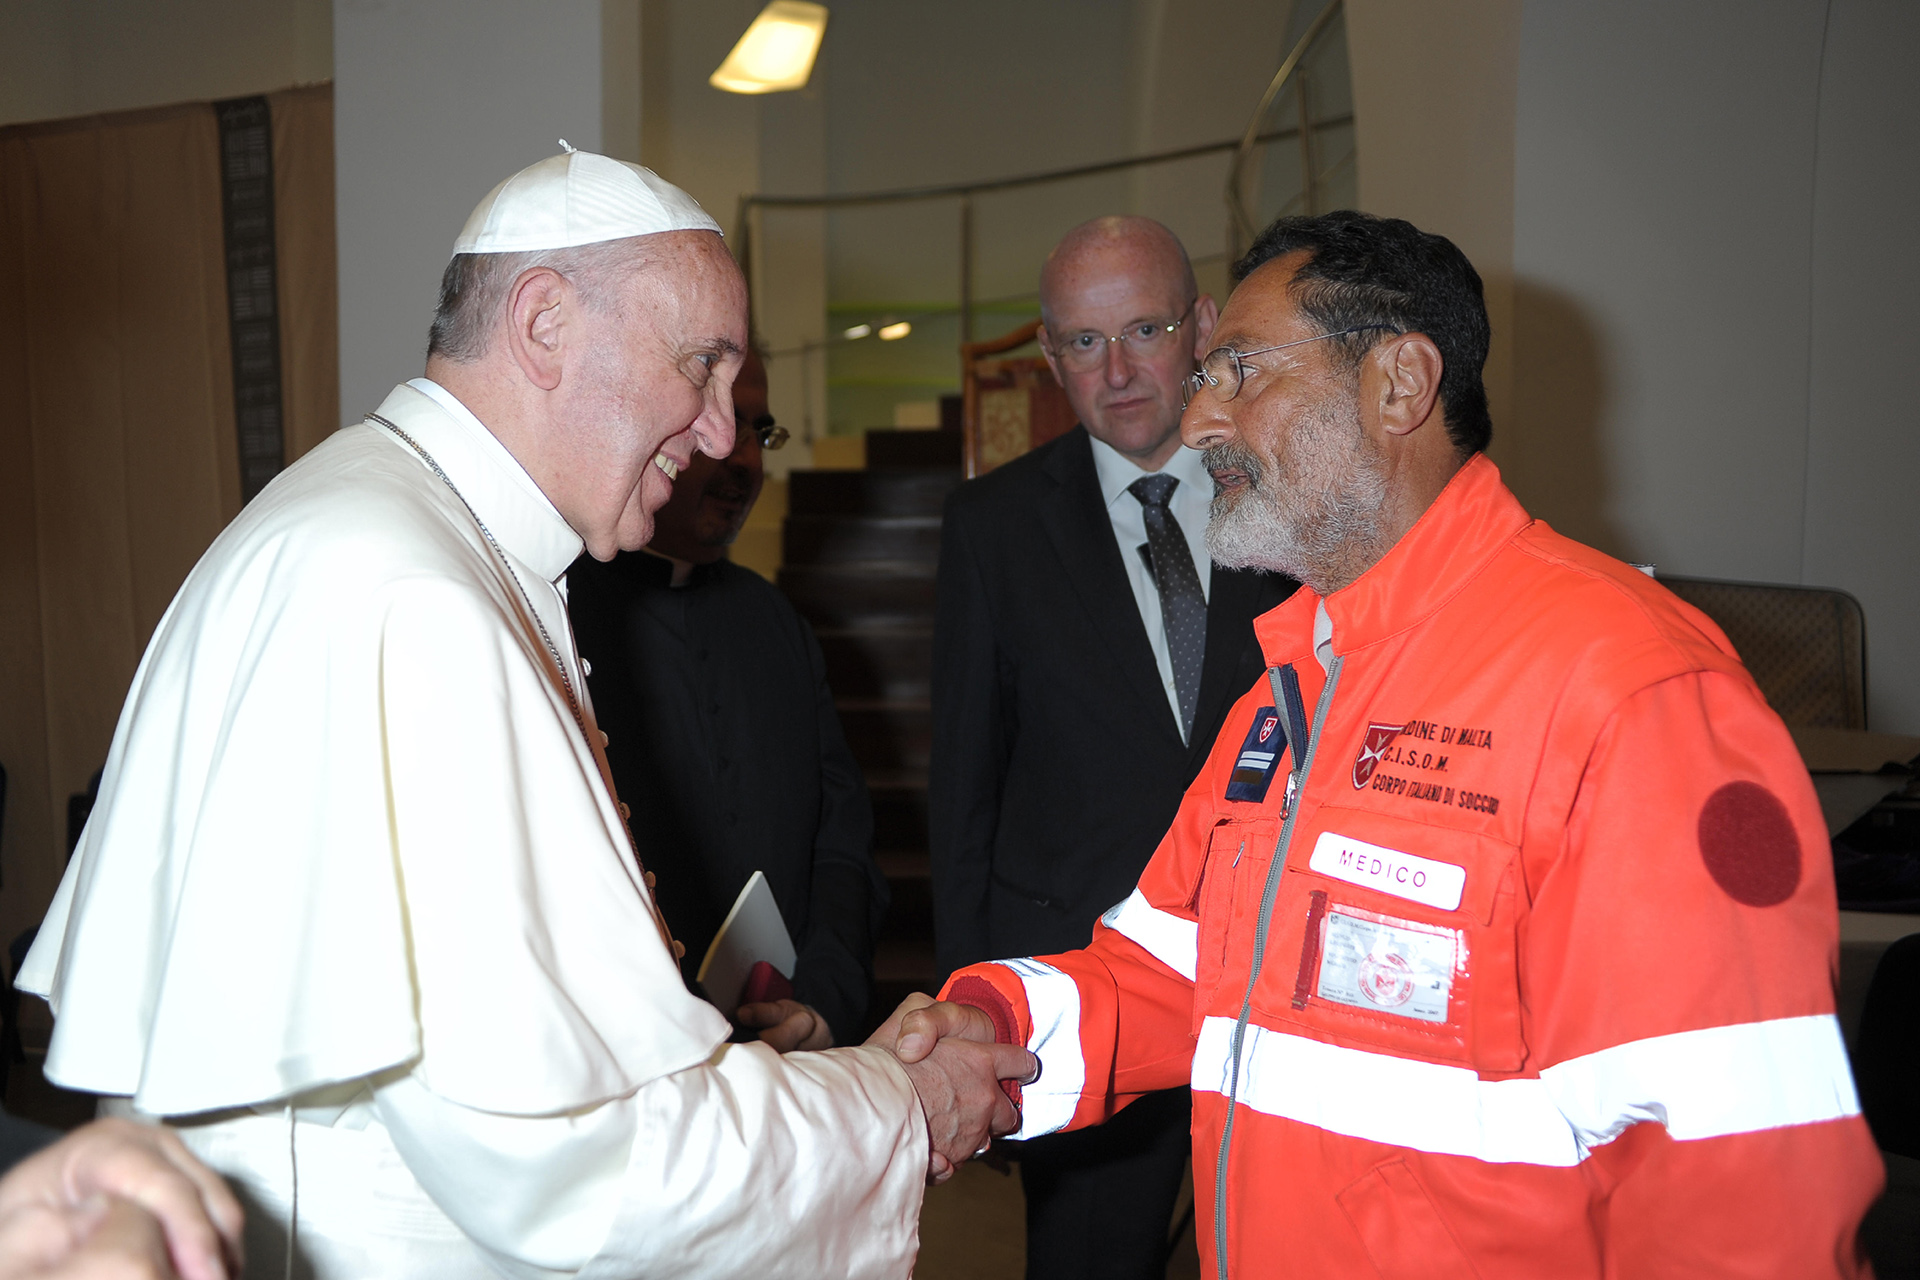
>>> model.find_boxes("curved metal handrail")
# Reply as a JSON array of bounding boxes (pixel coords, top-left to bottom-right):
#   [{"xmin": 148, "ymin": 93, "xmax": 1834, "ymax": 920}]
[
  {"xmin": 729, "ymin": 8, "xmax": 1352, "ymax": 439},
  {"xmin": 1224, "ymin": 0, "xmax": 1346, "ymax": 261},
  {"xmin": 732, "ymin": 111, "xmax": 1348, "ymax": 349}
]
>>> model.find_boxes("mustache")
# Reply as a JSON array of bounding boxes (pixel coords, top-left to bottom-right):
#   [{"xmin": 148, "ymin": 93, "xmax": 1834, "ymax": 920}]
[{"xmin": 1203, "ymin": 441, "xmax": 1264, "ymax": 488}]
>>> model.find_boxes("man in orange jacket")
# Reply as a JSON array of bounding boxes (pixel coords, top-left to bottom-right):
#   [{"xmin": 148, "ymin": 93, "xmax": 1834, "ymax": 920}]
[{"xmin": 899, "ymin": 210, "xmax": 1882, "ymax": 1278}]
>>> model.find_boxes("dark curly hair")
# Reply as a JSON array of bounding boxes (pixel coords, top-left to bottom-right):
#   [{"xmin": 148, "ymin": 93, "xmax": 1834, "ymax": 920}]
[{"xmin": 1233, "ymin": 211, "xmax": 1492, "ymax": 455}]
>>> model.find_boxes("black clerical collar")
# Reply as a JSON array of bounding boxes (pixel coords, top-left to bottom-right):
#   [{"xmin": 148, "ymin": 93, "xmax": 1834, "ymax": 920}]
[{"xmin": 634, "ymin": 549, "xmax": 729, "ymax": 590}]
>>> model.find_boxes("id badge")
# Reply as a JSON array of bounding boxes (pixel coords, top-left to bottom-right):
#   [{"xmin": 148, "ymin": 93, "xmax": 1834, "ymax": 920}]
[
  {"xmin": 1316, "ymin": 906, "xmax": 1459, "ymax": 1024},
  {"xmin": 1225, "ymin": 706, "xmax": 1286, "ymax": 804}
]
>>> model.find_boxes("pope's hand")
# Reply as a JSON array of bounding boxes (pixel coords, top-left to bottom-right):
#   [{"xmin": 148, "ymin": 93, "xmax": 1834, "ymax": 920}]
[
  {"xmin": 0, "ymin": 1118, "xmax": 244, "ymax": 1280},
  {"xmin": 866, "ymin": 994, "xmax": 1036, "ymax": 1184},
  {"xmin": 736, "ymin": 1000, "xmax": 832, "ymax": 1053}
]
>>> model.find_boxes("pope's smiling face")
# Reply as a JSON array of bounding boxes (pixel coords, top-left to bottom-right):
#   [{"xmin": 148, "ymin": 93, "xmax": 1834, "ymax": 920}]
[
  {"xmin": 569, "ymin": 232, "xmax": 748, "ymax": 558},
  {"xmin": 644, "ymin": 349, "xmax": 769, "ymax": 564}
]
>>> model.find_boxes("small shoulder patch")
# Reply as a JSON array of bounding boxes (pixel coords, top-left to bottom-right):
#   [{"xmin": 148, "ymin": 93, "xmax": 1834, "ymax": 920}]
[
  {"xmin": 1697, "ymin": 780, "xmax": 1801, "ymax": 907},
  {"xmin": 1225, "ymin": 706, "xmax": 1286, "ymax": 803}
]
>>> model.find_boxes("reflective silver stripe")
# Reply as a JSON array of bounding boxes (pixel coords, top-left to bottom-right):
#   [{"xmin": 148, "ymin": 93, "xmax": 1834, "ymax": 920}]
[
  {"xmin": 998, "ymin": 958, "xmax": 1085, "ymax": 1140},
  {"xmin": 1099, "ymin": 889, "xmax": 1198, "ymax": 983},
  {"xmin": 1539, "ymin": 1013, "xmax": 1860, "ymax": 1146},
  {"xmin": 1191, "ymin": 1012, "xmax": 1858, "ymax": 1167}
]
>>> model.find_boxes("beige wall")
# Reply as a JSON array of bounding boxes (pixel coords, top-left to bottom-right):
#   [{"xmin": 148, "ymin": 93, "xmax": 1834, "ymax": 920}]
[
  {"xmin": 0, "ymin": 0, "xmax": 330, "ymax": 127},
  {"xmin": 1346, "ymin": 0, "xmax": 1521, "ymax": 454},
  {"xmin": 1511, "ymin": 0, "xmax": 1918, "ymax": 731},
  {"xmin": 1346, "ymin": 0, "xmax": 1919, "ymax": 732},
  {"xmin": 333, "ymin": 0, "xmax": 622, "ymax": 422},
  {"xmin": 1794, "ymin": 0, "xmax": 1919, "ymax": 733}
]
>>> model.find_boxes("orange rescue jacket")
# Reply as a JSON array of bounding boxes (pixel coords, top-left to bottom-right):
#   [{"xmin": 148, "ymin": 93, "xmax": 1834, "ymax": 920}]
[{"xmin": 944, "ymin": 456, "xmax": 1881, "ymax": 1279}]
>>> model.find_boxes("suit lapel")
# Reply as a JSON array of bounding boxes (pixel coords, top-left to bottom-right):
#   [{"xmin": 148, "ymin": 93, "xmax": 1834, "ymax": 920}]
[{"xmin": 1039, "ymin": 429, "xmax": 1183, "ymax": 746}]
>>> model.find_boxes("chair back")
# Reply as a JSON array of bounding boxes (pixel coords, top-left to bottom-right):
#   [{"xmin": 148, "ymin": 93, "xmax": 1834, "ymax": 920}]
[
  {"xmin": 960, "ymin": 320, "xmax": 1076, "ymax": 478},
  {"xmin": 1661, "ymin": 575, "xmax": 1868, "ymax": 729}
]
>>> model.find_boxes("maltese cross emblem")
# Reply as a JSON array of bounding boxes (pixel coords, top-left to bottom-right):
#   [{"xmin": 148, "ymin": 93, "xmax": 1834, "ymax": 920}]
[{"xmin": 1352, "ymin": 722, "xmax": 1406, "ymax": 790}]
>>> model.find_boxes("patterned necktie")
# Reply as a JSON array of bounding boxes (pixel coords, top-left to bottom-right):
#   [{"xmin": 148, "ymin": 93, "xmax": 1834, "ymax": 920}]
[{"xmin": 1129, "ymin": 473, "xmax": 1207, "ymax": 742}]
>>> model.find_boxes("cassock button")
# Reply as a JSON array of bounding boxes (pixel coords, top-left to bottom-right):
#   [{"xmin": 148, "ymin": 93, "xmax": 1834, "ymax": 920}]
[
  {"xmin": 672, "ymin": 940, "xmax": 686, "ymax": 959},
  {"xmin": 582, "ymin": 658, "xmax": 593, "ymax": 676},
  {"xmin": 644, "ymin": 871, "xmax": 657, "ymax": 889},
  {"xmin": 599, "ymin": 730, "xmax": 610, "ymax": 747},
  {"xmin": 619, "ymin": 801, "xmax": 632, "ymax": 820}
]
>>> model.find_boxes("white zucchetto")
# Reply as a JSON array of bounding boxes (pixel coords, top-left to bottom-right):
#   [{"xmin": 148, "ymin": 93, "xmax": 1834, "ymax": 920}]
[{"xmin": 452, "ymin": 142, "xmax": 722, "ymax": 257}]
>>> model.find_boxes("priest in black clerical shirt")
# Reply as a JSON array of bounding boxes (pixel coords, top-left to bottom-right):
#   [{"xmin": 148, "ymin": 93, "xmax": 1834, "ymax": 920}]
[{"xmin": 567, "ymin": 350, "xmax": 886, "ymax": 1051}]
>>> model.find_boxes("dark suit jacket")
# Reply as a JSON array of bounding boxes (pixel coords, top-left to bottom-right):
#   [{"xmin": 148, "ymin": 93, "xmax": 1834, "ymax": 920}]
[
  {"xmin": 568, "ymin": 552, "xmax": 887, "ymax": 1045},
  {"xmin": 930, "ymin": 427, "xmax": 1297, "ymax": 976}
]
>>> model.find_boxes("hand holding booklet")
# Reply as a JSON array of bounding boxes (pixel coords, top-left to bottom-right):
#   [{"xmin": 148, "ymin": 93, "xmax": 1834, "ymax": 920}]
[{"xmin": 695, "ymin": 870, "xmax": 798, "ymax": 1014}]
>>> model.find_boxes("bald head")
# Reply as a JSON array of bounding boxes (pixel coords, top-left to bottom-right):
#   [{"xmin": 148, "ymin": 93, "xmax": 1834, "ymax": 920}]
[
  {"xmin": 1036, "ymin": 217, "xmax": 1216, "ymax": 469},
  {"xmin": 1039, "ymin": 216, "xmax": 1197, "ymax": 329}
]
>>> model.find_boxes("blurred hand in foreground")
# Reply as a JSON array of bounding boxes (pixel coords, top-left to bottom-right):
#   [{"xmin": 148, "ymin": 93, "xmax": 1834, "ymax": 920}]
[
  {"xmin": 736, "ymin": 1000, "xmax": 833, "ymax": 1053},
  {"xmin": 0, "ymin": 1118, "xmax": 242, "ymax": 1280},
  {"xmin": 867, "ymin": 994, "xmax": 1036, "ymax": 1183}
]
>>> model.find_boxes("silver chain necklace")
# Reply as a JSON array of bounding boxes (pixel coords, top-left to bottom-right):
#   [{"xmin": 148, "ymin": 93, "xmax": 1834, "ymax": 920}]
[{"xmin": 369, "ymin": 412, "xmax": 585, "ymax": 734}]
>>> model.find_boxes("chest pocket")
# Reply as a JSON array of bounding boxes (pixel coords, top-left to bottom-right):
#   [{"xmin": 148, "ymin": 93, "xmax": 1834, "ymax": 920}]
[
  {"xmin": 1259, "ymin": 805, "xmax": 1526, "ymax": 1072},
  {"xmin": 1192, "ymin": 817, "xmax": 1278, "ymax": 1032}
]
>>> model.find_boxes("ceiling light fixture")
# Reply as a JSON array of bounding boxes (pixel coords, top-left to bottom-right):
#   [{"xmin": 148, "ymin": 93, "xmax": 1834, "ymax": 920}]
[
  {"xmin": 878, "ymin": 321, "xmax": 912, "ymax": 341},
  {"xmin": 710, "ymin": 1, "xmax": 829, "ymax": 95},
  {"xmin": 842, "ymin": 323, "xmax": 872, "ymax": 340}
]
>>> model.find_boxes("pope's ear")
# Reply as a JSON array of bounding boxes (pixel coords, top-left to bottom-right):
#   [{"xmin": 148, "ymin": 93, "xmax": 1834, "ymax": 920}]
[{"xmin": 504, "ymin": 267, "xmax": 568, "ymax": 392}]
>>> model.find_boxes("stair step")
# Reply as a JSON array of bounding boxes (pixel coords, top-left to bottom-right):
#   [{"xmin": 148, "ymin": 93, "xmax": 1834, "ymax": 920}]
[
  {"xmin": 865, "ymin": 429, "xmax": 963, "ymax": 469},
  {"xmin": 788, "ymin": 468, "xmax": 960, "ymax": 518},
  {"xmin": 818, "ymin": 628, "xmax": 933, "ymax": 703},
  {"xmin": 784, "ymin": 514, "xmax": 942, "ymax": 566},
  {"xmin": 780, "ymin": 563, "xmax": 937, "ymax": 630}
]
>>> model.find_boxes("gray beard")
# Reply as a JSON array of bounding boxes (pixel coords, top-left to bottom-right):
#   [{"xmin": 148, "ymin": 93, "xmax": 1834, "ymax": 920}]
[{"xmin": 1203, "ymin": 399, "xmax": 1389, "ymax": 593}]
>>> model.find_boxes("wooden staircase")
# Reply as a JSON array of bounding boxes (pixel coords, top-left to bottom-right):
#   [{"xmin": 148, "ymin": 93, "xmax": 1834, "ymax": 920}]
[{"xmin": 779, "ymin": 429, "xmax": 963, "ymax": 1032}]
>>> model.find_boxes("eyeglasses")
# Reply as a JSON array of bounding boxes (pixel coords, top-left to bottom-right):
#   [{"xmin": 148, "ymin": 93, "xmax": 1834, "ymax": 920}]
[
  {"xmin": 742, "ymin": 413, "xmax": 789, "ymax": 450},
  {"xmin": 1048, "ymin": 302, "xmax": 1196, "ymax": 372},
  {"xmin": 1183, "ymin": 325, "xmax": 1400, "ymax": 407}
]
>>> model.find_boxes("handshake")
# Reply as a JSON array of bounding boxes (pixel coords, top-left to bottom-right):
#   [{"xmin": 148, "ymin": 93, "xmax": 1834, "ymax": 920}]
[{"xmin": 865, "ymin": 995, "xmax": 1036, "ymax": 1184}]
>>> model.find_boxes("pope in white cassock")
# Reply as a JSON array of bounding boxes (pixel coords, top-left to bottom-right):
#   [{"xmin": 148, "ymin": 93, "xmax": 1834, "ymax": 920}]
[{"xmin": 19, "ymin": 149, "xmax": 1032, "ymax": 1280}]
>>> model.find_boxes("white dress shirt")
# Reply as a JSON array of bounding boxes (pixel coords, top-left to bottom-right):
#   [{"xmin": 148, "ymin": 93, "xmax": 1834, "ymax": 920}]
[
  {"xmin": 23, "ymin": 381, "xmax": 926, "ymax": 1279},
  {"xmin": 1086, "ymin": 434, "xmax": 1216, "ymax": 742}
]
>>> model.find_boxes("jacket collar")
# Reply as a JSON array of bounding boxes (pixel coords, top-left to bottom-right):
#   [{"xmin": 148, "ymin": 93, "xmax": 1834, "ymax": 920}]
[
  {"xmin": 1253, "ymin": 454, "xmax": 1530, "ymax": 666},
  {"xmin": 369, "ymin": 380, "xmax": 585, "ymax": 584}
]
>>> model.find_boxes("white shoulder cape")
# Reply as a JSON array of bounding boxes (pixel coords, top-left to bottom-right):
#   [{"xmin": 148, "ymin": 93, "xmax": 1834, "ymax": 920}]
[{"xmin": 21, "ymin": 385, "xmax": 729, "ymax": 1116}]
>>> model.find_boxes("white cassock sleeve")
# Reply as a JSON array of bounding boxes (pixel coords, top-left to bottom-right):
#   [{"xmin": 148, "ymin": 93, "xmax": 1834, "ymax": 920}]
[{"xmin": 376, "ymin": 1042, "xmax": 928, "ymax": 1280}]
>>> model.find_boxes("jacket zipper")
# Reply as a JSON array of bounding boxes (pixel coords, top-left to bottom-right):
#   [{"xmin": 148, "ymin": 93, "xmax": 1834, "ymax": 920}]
[{"xmin": 1212, "ymin": 656, "xmax": 1343, "ymax": 1279}]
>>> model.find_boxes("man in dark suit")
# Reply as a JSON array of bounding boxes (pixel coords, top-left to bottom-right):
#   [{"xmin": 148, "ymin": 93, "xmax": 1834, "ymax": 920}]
[
  {"xmin": 569, "ymin": 350, "xmax": 887, "ymax": 1053},
  {"xmin": 931, "ymin": 217, "xmax": 1296, "ymax": 1279}
]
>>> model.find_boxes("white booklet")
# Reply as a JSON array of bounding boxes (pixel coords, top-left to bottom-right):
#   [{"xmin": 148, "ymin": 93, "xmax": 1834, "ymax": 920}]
[{"xmin": 694, "ymin": 870, "xmax": 798, "ymax": 1014}]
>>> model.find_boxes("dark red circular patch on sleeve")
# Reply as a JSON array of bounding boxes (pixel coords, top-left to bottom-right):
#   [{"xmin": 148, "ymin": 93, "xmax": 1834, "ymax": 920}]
[{"xmin": 1697, "ymin": 780, "xmax": 1801, "ymax": 907}]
